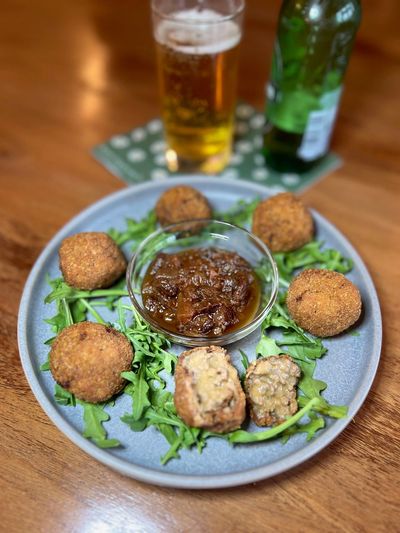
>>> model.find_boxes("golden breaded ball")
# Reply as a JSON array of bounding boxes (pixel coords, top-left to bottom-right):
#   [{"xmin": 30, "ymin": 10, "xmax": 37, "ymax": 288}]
[
  {"xmin": 155, "ymin": 186, "xmax": 212, "ymax": 227},
  {"xmin": 286, "ymin": 269, "xmax": 362, "ymax": 337},
  {"xmin": 50, "ymin": 322, "xmax": 133, "ymax": 403},
  {"xmin": 252, "ymin": 192, "xmax": 314, "ymax": 252},
  {"xmin": 59, "ymin": 232, "xmax": 126, "ymax": 290}
]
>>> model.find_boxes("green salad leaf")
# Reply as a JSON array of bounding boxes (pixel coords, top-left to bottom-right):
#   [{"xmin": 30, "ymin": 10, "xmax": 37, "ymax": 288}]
[
  {"xmin": 44, "ymin": 277, "xmax": 128, "ymax": 305},
  {"xmin": 117, "ymin": 304, "xmax": 207, "ymax": 464},
  {"xmin": 53, "ymin": 383, "xmax": 119, "ymax": 447},
  {"xmin": 79, "ymin": 401, "xmax": 121, "ymax": 448},
  {"xmin": 108, "ymin": 210, "xmax": 157, "ymax": 248},
  {"xmin": 281, "ymin": 412, "xmax": 325, "ymax": 443},
  {"xmin": 227, "ymin": 397, "xmax": 320, "ymax": 443},
  {"xmin": 214, "ymin": 198, "xmax": 260, "ymax": 227},
  {"xmin": 40, "ymin": 359, "xmax": 50, "ymax": 371},
  {"xmin": 54, "ymin": 384, "xmax": 76, "ymax": 406},
  {"xmin": 256, "ymin": 335, "xmax": 281, "ymax": 357},
  {"xmin": 239, "ymin": 349, "xmax": 250, "ymax": 371},
  {"xmin": 122, "ymin": 367, "xmax": 150, "ymax": 421},
  {"xmin": 273, "ymin": 241, "xmax": 353, "ymax": 288}
]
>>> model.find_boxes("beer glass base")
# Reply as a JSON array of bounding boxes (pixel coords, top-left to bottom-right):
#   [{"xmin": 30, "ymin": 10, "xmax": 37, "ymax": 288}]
[{"xmin": 165, "ymin": 148, "xmax": 231, "ymax": 175}]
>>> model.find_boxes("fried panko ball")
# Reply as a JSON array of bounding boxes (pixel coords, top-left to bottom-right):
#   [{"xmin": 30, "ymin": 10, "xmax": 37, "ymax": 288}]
[
  {"xmin": 59, "ymin": 232, "xmax": 127, "ymax": 290},
  {"xmin": 174, "ymin": 346, "xmax": 246, "ymax": 433},
  {"xmin": 155, "ymin": 185, "xmax": 212, "ymax": 227},
  {"xmin": 244, "ymin": 355, "xmax": 301, "ymax": 427},
  {"xmin": 50, "ymin": 322, "xmax": 133, "ymax": 403},
  {"xmin": 252, "ymin": 192, "xmax": 314, "ymax": 252},
  {"xmin": 286, "ymin": 269, "xmax": 362, "ymax": 337}
]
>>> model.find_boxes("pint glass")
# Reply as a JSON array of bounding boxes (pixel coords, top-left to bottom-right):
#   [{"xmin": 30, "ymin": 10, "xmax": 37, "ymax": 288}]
[{"xmin": 151, "ymin": 0, "xmax": 245, "ymax": 174}]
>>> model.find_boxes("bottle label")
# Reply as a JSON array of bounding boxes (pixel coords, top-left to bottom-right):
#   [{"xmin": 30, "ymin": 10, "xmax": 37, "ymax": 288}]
[{"xmin": 297, "ymin": 87, "xmax": 342, "ymax": 161}]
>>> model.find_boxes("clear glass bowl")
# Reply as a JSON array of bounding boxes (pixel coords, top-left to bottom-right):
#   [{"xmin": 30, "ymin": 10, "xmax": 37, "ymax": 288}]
[{"xmin": 126, "ymin": 220, "xmax": 279, "ymax": 346}]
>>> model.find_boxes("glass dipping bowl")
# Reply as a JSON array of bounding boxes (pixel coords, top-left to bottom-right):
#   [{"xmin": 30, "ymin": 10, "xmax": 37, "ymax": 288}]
[{"xmin": 126, "ymin": 220, "xmax": 279, "ymax": 347}]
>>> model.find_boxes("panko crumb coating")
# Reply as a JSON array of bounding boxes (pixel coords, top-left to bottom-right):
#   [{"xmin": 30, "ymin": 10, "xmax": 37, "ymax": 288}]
[
  {"xmin": 252, "ymin": 192, "xmax": 314, "ymax": 252},
  {"xmin": 59, "ymin": 232, "xmax": 127, "ymax": 290},
  {"xmin": 50, "ymin": 322, "xmax": 133, "ymax": 403},
  {"xmin": 155, "ymin": 186, "xmax": 212, "ymax": 227},
  {"xmin": 286, "ymin": 269, "xmax": 362, "ymax": 337}
]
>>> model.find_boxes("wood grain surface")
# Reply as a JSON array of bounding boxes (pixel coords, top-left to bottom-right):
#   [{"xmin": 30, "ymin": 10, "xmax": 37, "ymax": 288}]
[{"xmin": 1, "ymin": 1, "xmax": 399, "ymax": 531}]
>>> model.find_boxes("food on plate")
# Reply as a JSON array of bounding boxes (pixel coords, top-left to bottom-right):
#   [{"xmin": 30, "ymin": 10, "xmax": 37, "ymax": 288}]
[
  {"xmin": 50, "ymin": 321, "xmax": 133, "ymax": 403},
  {"xmin": 141, "ymin": 247, "xmax": 261, "ymax": 336},
  {"xmin": 244, "ymin": 355, "xmax": 301, "ymax": 426},
  {"xmin": 38, "ymin": 191, "xmax": 360, "ymax": 463},
  {"xmin": 252, "ymin": 192, "xmax": 314, "ymax": 252},
  {"xmin": 174, "ymin": 346, "xmax": 246, "ymax": 433},
  {"xmin": 59, "ymin": 232, "xmax": 127, "ymax": 290},
  {"xmin": 155, "ymin": 185, "xmax": 212, "ymax": 227},
  {"xmin": 286, "ymin": 268, "xmax": 362, "ymax": 337}
]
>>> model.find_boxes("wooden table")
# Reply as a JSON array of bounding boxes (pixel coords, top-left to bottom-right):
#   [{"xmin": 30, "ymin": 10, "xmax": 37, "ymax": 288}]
[{"xmin": 1, "ymin": 1, "xmax": 399, "ymax": 531}]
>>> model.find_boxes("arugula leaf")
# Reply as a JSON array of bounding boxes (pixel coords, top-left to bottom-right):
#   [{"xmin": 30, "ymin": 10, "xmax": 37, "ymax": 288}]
[
  {"xmin": 256, "ymin": 335, "xmax": 282, "ymax": 357},
  {"xmin": 94, "ymin": 438, "xmax": 122, "ymax": 449},
  {"xmin": 44, "ymin": 277, "xmax": 79, "ymax": 304},
  {"xmin": 297, "ymin": 360, "xmax": 327, "ymax": 398},
  {"xmin": 158, "ymin": 423, "xmax": 182, "ymax": 447},
  {"xmin": 261, "ymin": 302, "xmax": 327, "ymax": 358},
  {"xmin": 281, "ymin": 412, "xmax": 325, "ymax": 443},
  {"xmin": 285, "ymin": 341, "xmax": 326, "ymax": 361},
  {"xmin": 78, "ymin": 401, "xmax": 120, "ymax": 448},
  {"xmin": 296, "ymin": 359, "xmax": 347, "ymax": 419},
  {"xmin": 120, "ymin": 415, "xmax": 148, "ymax": 432},
  {"xmin": 79, "ymin": 298, "xmax": 106, "ymax": 324},
  {"xmin": 144, "ymin": 407, "xmax": 207, "ymax": 465},
  {"xmin": 240, "ymin": 349, "xmax": 250, "ymax": 371},
  {"xmin": 70, "ymin": 299, "xmax": 87, "ymax": 323},
  {"xmin": 54, "ymin": 384, "xmax": 76, "ymax": 406},
  {"xmin": 108, "ymin": 210, "xmax": 157, "ymax": 248},
  {"xmin": 103, "ymin": 278, "xmax": 127, "ymax": 310},
  {"xmin": 43, "ymin": 276, "xmax": 127, "ymax": 347},
  {"xmin": 298, "ymin": 396, "xmax": 348, "ymax": 418},
  {"xmin": 228, "ymin": 397, "xmax": 320, "ymax": 443},
  {"xmin": 255, "ymin": 258, "xmax": 282, "ymax": 291},
  {"xmin": 215, "ymin": 198, "xmax": 260, "ymax": 227},
  {"xmin": 44, "ymin": 297, "xmax": 74, "ymax": 334},
  {"xmin": 121, "ymin": 307, "xmax": 176, "ymax": 372},
  {"xmin": 145, "ymin": 408, "xmax": 183, "ymax": 428},
  {"xmin": 53, "ymin": 385, "xmax": 120, "ymax": 448},
  {"xmin": 272, "ymin": 240, "xmax": 353, "ymax": 287},
  {"xmin": 160, "ymin": 433, "xmax": 184, "ymax": 464},
  {"xmin": 40, "ymin": 358, "xmax": 50, "ymax": 371},
  {"xmin": 44, "ymin": 310, "xmax": 70, "ymax": 335},
  {"xmin": 151, "ymin": 388, "xmax": 173, "ymax": 408},
  {"xmin": 45, "ymin": 277, "xmax": 128, "ymax": 305},
  {"xmin": 122, "ymin": 366, "xmax": 150, "ymax": 421}
]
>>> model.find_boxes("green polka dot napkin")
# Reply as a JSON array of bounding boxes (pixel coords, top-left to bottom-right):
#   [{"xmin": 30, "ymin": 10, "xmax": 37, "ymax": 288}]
[{"xmin": 92, "ymin": 103, "xmax": 341, "ymax": 192}]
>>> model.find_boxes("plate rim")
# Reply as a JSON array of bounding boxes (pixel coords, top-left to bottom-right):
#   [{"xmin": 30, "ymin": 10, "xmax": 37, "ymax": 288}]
[{"xmin": 17, "ymin": 176, "xmax": 382, "ymax": 489}]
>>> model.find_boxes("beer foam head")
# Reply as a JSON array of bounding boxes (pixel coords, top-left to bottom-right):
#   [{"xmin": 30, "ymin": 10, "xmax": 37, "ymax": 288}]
[{"xmin": 155, "ymin": 8, "xmax": 241, "ymax": 55}]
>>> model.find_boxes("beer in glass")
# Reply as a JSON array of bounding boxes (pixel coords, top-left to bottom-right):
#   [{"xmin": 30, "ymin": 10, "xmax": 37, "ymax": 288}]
[{"xmin": 152, "ymin": 1, "xmax": 244, "ymax": 173}]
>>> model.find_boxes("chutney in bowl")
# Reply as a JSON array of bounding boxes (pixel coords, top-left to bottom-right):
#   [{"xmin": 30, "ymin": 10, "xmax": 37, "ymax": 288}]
[{"xmin": 126, "ymin": 220, "xmax": 279, "ymax": 346}]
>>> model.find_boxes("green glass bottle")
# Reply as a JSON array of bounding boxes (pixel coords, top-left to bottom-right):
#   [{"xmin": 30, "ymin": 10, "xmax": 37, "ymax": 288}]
[{"xmin": 263, "ymin": 0, "xmax": 361, "ymax": 173}]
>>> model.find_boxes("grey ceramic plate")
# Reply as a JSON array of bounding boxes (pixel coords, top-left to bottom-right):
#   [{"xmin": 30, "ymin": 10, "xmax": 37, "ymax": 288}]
[{"xmin": 18, "ymin": 177, "xmax": 382, "ymax": 489}]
